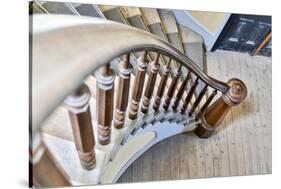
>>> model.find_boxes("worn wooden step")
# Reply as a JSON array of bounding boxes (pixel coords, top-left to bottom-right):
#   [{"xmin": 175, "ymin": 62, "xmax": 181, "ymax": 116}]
[
  {"xmin": 158, "ymin": 9, "xmax": 185, "ymax": 53},
  {"xmin": 34, "ymin": 2, "xmax": 206, "ymax": 75},
  {"xmin": 74, "ymin": 3, "xmax": 104, "ymax": 18},
  {"xmin": 41, "ymin": 1, "xmax": 76, "ymax": 15},
  {"xmin": 157, "ymin": 9, "xmax": 194, "ymax": 79},
  {"xmin": 178, "ymin": 24, "xmax": 205, "ymax": 71},
  {"xmin": 120, "ymin": 7, "xmax": 147, "ymax": 29},
  {"xmin": 156, "ymin": 13, "xmax": 206, "ymax": 96},
  {"xmin": 98, "ymin": 5, "xmax": 128, "ymax": 24},
  {"xmin": 140, "ymin": 8, "xmax": 167, "ymax": 40},
  {"xmin": 96, "ymin": 5, "xmax": 142, "ymax": 71},
  {"xmin": 178, "ymin": 24, "xmax": 207, "ymax": 95},
  {"xmin": 118, "ymin": 7, "xmax": 167, "ymax": 65}
]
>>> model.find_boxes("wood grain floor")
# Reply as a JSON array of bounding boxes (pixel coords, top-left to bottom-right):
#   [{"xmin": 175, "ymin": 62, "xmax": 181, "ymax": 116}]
[{"xmin": 118, "ymin": 50, "xmax": 272, "ymax": 183}]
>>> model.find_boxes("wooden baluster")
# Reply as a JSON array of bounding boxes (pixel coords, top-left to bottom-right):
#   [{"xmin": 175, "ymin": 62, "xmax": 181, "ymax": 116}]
[
  {"xmin": 141, "ymin": 53, "xmax": 160, "ymax": 113},
  {"xmin": 181, "ymin": 77, "xmax": 199, "ymax": 113},
  {"xmin": 196, "ymin": 89, "xmax": 217, "ymax": 120},
  {"xmin": 32, "ymin": 133, "xmax": 71, "ymax": 187},
  {"xmin": 189, "ymin": 83, "xmax": 208, "ymax": 116},
  {"xmin": 64, "ymin": 84, "xmax": 96, "ymax": 169},
  {"xmin": 129, "ymin": 51, "xmax": 148, "ymax": 120},
  {"xmin": 96, "ymin": 64, "xmax": 115, "ymax": 145},
  {"xmin": 172, "ymin": 70, "xmax": 191, "ymax": 111},
  {"xmin": 114, "ymin": 54, "xmax": 132, "ymax": 129},
  {"xmin": 153, "ymin": 58, "xmax": 171, "ymax": 111},
  {"xmin": 194, "ymin": 78, "xmax": 247, "ymax": 138},
  {"xmin": 163, "ymin": 65, "xmax": 182, "ymax": 110}
]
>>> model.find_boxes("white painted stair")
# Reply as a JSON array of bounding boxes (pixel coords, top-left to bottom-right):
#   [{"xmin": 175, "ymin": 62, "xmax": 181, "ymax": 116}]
[{"xmin": 41, "ymin": 86, "xmax": 199, "ymax": 185}]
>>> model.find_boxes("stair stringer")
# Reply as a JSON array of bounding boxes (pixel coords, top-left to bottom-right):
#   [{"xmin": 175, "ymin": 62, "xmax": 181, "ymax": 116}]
[{"xmin": 101, "ymin": 120, "xmax": 199, "ymax": 184}]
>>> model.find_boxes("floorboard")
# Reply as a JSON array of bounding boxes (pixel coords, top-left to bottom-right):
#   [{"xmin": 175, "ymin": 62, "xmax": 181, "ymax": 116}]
[{"xmin": 118, "ymin": 50, "xmax": 272, "ymax": 183}]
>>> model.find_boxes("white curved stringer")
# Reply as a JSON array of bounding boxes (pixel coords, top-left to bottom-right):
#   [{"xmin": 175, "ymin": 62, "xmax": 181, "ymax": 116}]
[{"xmin": 42, "ymin": 94, "xmax": 200, "ymax": 186}]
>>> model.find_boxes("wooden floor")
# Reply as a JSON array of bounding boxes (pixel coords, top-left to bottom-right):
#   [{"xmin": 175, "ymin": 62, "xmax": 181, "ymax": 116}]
[{"xmin": 118, "ymin": 50, "xmax": 272, "ymax": 183}]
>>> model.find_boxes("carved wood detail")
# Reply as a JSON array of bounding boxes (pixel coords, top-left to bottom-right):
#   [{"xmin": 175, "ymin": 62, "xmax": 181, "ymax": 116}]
[
  {"xmin": 181, "ymin": 77, "xmax": 199, "ymax": 113},
  {"xmin": 172, "ymin": 70, "xmax": 191, "ymax": 111},
  {"xmin": 96, "ymin": 64, "xmax": 115, "ymax": 145},
  {"xmin": 114, "ymin": 54, "xmax": 132, "ymax": 129},
  {"xmin": 129, "ymin": 51, "xmax": 148, "ymax": 120},
  {"xmin": 64, "ymin": 84, "xmax": 96, "ymax": 169},
  {"xmin": 153, "ymin": 58, "xmax": 171, "ymax": 111},
  {"xmin": 195, "ymin": 78, "xmax": 247, "ymax": 138},
  {"xmin": 163, "ymin": 65, "xmax": 182, "ymax": 110},
  {"xmin": 141, "ymin": 53, "xmax": 160, "ymax": 113},
  {"xmin": 189, "ymin": 83, "xmax": 208, "ymax": 116}
]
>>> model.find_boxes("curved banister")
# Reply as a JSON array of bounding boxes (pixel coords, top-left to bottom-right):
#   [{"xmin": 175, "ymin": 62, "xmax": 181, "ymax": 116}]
[{"xmin": 32, "ymin": 14, "xmax": 229, "ymax": 133}]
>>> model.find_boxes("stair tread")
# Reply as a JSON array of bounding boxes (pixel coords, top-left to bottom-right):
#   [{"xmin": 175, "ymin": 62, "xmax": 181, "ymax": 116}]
[
  {"xmin": 183, "ymin": 42, "xmax": 205, "ymax": 72},
  {"xmin": 43, "ymin": 133, "xmax": 105, "ymax": 185},
  {"xmin": 158, "ymin": 9, "xmax": 179, "ymax": 34},
  {"xmin": 99, "ymin": 6, "xmax": 128, "ymax": 24},
  {"xmin": 140, "ymin": 8, "xmax": 162, "ymax": 25},
  {"xmin": 120, "ymin": 7, "xmax": 142, "ymax": 18},
  {"xmin": 75, "ymin": 4, "xmax": 104, "ymax": 18},
  {"xmin": 71, "ymin": 4, "xmax": 206, "ymax": 73},
  {"xmin": 158, "ymin": 9, "xmax": 185, "ymax": 55},
  {"xmin": 119, "ymin": 8, "xmax": 166, "ymax": 64},
  {"xmin": 41, "ymin": 2, "xmax": 74, "ymax": 15},
  {"xmin": 178, "ymin": 24, "xmax": 203, "ymax": 44},
  {"xmin": 98, "ymin": 5, "xmax": 119, "ymax": 12}
]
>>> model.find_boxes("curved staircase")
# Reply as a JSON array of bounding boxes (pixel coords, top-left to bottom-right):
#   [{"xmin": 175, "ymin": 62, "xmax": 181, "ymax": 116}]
[
  {"xmin": 30, "ymin": 3, "xmax": 248, "ymax": 188},
  {"xmin": 30, "ymin": 1, "xmax": 206, "ymax": 73}
]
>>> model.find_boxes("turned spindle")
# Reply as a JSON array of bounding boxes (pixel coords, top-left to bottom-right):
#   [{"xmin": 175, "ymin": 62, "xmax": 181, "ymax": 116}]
[
  {"xmin": 153, "ymin": 58, "xmax": 171, "ymax": 111},
  {"xmin": 181, "ymin": 77, "xmax": 199, "ymax": 113},
  {"xmin": 114, "ymin": 54, "xmax": 132, "ymax": 129},
  {"xmin": 195, "ymin": 78, "xmax": 247, "ymax": 138},
  {"xmin": 96, "ymin": 64, "xmax": 115, "ymax": 145},
  {"xmin": 172, "ymin": 70, "xmax": 191, "ymax": 111},
  {"xmin": 141, "ymin": 53, "xmax": 160, "ymax": 113},
  {"xmin": 129, "ymin": 51, "xmax": 148, "ymax": 120},
  {"xmin": 196, "ymin": 89, "xmax": 217, "ymax": 120},
  {"xmin": 64, "ymin": 84, "xmax": 96, "ymax": 169},
  {"xmin": 163, "ymin": 65, "xmax": 182, "ymax": 110},
  {"xmin": 189, "ymin": 83, "xmax": 208, "ymax": 116},
  {"xmin": 32, "ymin": 133, "xmax": 70, "ymax": 187}
]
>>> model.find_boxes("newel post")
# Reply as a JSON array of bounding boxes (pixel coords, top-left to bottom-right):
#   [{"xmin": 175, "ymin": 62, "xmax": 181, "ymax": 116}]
[{"xmin": 194, "ymin": 78, "xmax": 247, "ymax": 138}]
